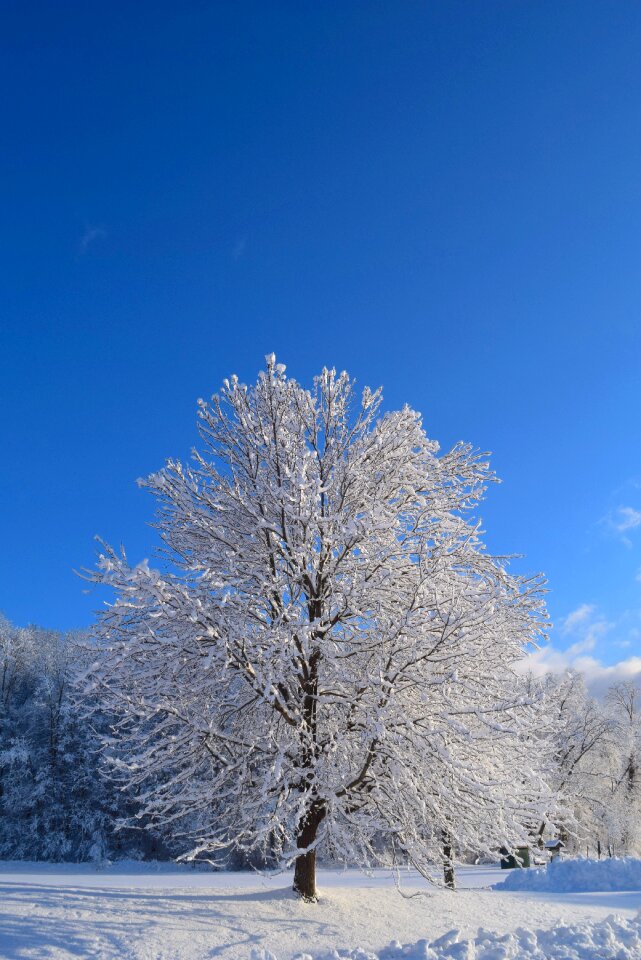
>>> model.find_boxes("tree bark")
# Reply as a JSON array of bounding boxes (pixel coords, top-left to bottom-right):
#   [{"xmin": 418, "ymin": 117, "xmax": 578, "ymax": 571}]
[
  {"xmin": 442, "ymin": 831, "xmax": 455, "ymax": 890},
  {"xmin": 293, "ymin": 804, "xmax": 325, "ymax": 901},
  {"xmin": 293, "ymin": 635, "xmax": 324, "ymax": 902}
]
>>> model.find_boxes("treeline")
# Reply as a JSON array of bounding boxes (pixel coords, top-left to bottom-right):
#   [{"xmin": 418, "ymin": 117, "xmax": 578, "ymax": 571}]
[
  {"xmin": 1, "ymin": 612, "xmax": 640, "ymax": 862},
  {"xmin": 0, "ymin": 615, "xmax": 170, "ymax": 861},
  {"xmin": 541, "ymin": 671, "xmax": 641, "ymax": 857}
]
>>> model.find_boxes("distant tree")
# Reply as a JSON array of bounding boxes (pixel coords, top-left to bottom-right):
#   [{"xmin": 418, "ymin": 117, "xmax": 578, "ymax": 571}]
[
  {"xmin": 0, "ymin": 615, "xmax": 36, "ymax": 822},
  {"xmin": 537, "ymin": 672, "xmax": 613, "ymax": 851},
  {"xmin": 0, "ymin": 616, "xmax": 142, "ymax": 862},
  {"xmin": 605, "ymin": 681, "xmax": 641, "ymax": 855},
  {"xmin": 89, "ymin": 357, "xmax": 551, "ymax": 900},
  {"xmin": 0, "ymin": 615, "xmax": 34, "ymax": 718}
]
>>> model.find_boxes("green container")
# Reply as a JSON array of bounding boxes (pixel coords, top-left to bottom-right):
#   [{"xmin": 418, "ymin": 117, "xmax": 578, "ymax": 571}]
[{"xmin": 500, "ymin": 845, "xmax": 531, "ymax": 869}]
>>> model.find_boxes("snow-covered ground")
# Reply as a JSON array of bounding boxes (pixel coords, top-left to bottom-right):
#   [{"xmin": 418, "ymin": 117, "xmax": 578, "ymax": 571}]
[{"xmin": 0, "ymin": 862, "xmax": 639, "ymax": 960}]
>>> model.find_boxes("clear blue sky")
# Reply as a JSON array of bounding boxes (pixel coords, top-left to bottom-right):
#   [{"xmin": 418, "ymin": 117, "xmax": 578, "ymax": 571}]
[{"xmin": 1, "ymin": 2, "xmax": 640, "ymax": 676}]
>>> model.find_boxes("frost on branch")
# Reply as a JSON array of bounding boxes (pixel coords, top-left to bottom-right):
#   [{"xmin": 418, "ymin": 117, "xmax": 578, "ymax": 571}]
[{"xmin": 89, "ymin": 358, "xmax": 553, "ymax": 899}]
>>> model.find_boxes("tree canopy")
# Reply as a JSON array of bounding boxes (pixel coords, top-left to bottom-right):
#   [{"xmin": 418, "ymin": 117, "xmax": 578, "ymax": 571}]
[{"xmin": 90, "ymin": 357, "xmax": 551, "ymax": 899}]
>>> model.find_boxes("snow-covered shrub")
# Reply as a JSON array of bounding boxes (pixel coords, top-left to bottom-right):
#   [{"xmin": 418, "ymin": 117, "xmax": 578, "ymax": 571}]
[{"xmin": 494, "ymin": 855, "xmax": 641, "ymax": 893}]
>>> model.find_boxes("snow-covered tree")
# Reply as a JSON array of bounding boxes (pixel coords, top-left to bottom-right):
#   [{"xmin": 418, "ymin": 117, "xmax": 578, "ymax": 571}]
[
  {"xmin": 604, "ymin": 681, "xmax": 641, "ymax": 855},
  {"xmin": 537, "ymin": 672, "xmax": 613, "ymax": 852},
  {"xmin": 0, "ymin": 616, "xmax": 145, "ymax": 862},
  {"xmin": 89, "ymin": 357, "xmax": 551, "ymax": 899}
]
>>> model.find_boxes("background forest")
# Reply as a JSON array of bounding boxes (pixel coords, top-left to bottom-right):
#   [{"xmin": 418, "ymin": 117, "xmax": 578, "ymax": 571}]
[{"xmin": 1, "ymin": 614, "xmax": 639, "ymax": 865}]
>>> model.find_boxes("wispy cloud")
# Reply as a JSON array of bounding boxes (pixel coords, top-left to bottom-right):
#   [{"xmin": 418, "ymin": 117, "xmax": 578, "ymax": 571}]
[
  {"xmin": 613, "ymin": 506, "xmax": 641, "ymax": 533},
  {"xmin": 561, "ymin": 603, "xmax": 595, "ymax": 635},
  {"xmin": 520, "ymin": 602, "xmax": 639, "ymax": 696},
  {"xmin": 558, "ymin": 603, "xmax": 611, "ymax": 656},
  {"xmin": 600, "ymin": 505, "xmax": 641, "ymax": 547},
  {"xmin": 232, "ymin": 237, "xmax": 247, "ymax": 260},
  {"xmin": 79, "ymin": 225, "xmax": 107, "ymax": 254},
  {"xmin": 524, "ymin": 646, "xmax": 641, "ymax": 697}
]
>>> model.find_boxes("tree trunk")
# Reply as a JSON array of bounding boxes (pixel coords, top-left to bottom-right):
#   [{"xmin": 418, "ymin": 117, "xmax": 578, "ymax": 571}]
[
  {"xmin": 293, "ymin": 845, "xmax": 317, "ymax": 902},
  {"xmin": 293, "ymin": 637, "xmax": 324, "ymax": 902},
  {"xmin": 293, "ymin": 805, "xmax": 325, "ymax": 901},
  {"xmin": 442, "ymin": 831, "xmax": 455, "ymax": 890}
]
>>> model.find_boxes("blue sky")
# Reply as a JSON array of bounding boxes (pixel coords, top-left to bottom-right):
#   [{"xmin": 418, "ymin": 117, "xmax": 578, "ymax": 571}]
[{"xmin": 1, "ymin": 2, "xmax": 640, "ymax": 682}]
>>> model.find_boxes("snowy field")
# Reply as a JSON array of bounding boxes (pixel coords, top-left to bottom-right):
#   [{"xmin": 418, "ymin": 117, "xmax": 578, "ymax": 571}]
[{"xmin": 0, "ymin": 862, "xmax": 640, "ymax": 960}]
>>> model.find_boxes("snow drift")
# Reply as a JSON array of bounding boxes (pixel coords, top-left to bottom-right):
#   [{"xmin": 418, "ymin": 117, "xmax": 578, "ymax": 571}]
[
  {"xmin": 494, "ymin": 856, "xmax": 641, "ymax": 893},
  {"xmin": 253, "ymin": 914, "xmax": 641, "ymax": 960}
]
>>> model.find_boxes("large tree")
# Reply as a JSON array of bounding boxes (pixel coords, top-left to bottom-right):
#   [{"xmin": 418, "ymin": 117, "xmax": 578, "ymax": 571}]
[{"xmin": 89, "ymin": 357, "xmax": 550, "ymax": 899}]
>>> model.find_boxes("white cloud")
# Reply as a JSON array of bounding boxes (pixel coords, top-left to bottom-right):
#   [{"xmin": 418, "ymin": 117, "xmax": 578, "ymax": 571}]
[
  {"xmin": 602, "ymin": 505, "xmax": 641, "ymax": 546},
  {"xmin": 613, "ymin": 506, "xmax": 641, "ymax": 533},
  {"xmin": 559, "ymin": 604, "xmax": 611, "ymax": 656},
  {"xmin": 561, "ymin": 603, "xmax": 596, "ymax": 635},
  {"xmin": 232, "ymin": 237, "xmax": 247, "ymax": 260},
  {"xmin": 519, "ymin": 602, "xmax": 639, "ymax": 696},
  {"xmin": 79, "ymin": 226, "xmax": 107, "ymax": 253},
  {"xmin": 566, "ymin": 635, "xmax": 597, "ymax": 656},
  {"xmin": 523, "ymin": 646, "xmax": 641, "ymax": 697}
]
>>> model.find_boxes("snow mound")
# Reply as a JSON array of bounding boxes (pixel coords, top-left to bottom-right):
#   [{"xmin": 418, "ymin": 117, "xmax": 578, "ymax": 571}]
[
  {"xmin": 494, "ymin": 856, "xmax": 641, "ymax": 893},
  {"xmin": 252, "ymin": 914, "xmax": 641, "ymax": 960}
]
